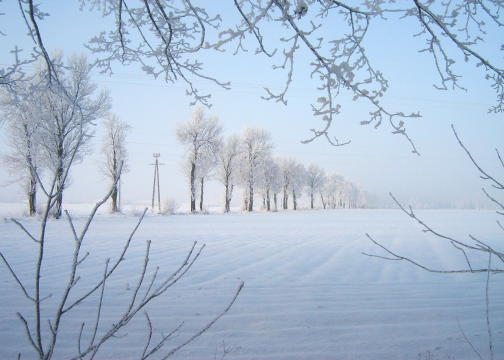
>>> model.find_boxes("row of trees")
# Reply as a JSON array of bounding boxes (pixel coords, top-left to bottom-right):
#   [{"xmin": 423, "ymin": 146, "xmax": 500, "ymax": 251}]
[
  {"xmin": 3, "ymin": 65, "xmax": 367, "ymax": 217},
  {"xmin": 1, "ymin": 55, "xmax": 130, "ymax": 218},
  {"xmin": 176, "ymin": 108, "xmax": 366, "ymax": 213}
]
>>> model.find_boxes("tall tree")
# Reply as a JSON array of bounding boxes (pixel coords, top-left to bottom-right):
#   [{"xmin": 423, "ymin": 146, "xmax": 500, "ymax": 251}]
[
  {"xmin": 101, "ymin": 114, "xmax": 130, "ymax": 213},
  {"xmin": 290, "ymin": 161, "xmax": 306, "ymax": 211},
  {"xmin": 217, "ymin": 135, "xmax": 241, "ymax": 213},
  {"xmin": 239, "ymin": 127, "xmax": 273, "ymax": 212},
  {"xmin": 279, "ymin": 158, "xmax": 296, "ymax": 210},
  {"xmin": 37, "ymin": 54, "xmax": 110, "ymax": 218},
  {"xmin": 322, "ymin": 174, "xmax": 345, "ymax": 209},
  {"xmin": 196, "ymin": 150, "xmax": 218, "ymax": 212},
  {"xmin": 176, "ymin": 107, "xmax": 222, "ymax": 212},
  {"xmin": 1, "ymin": 55, "xmax": 110, "ymax": 218},
  {"xmin": 306, "ymin": 164, "xmax": 326, "ymax": 209},
  {"xmin": 1, "ymin": 86, "xmax": 43, "ymax": 215},
  {"xmin": 261, "ymin": 157, "xmax": 281, "ymax": 212}
]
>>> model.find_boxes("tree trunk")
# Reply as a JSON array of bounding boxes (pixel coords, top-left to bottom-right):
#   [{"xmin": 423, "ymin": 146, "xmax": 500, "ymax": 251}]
[
  {"xmin": 320, "ymin": 192, "xmax": 326, "ymax": 209},
  {"xmin": 190, "ymin": 161, "xmax": 196, "ymax": 212},
  {"xmin": 111, "ymin": 185, "xmax": 118, "ymax": 213},
  {"xmin": 224, "ymin": 181, "xmax": 230, "ymax": 213},
  {"xmin": 54, "ymin": 167, "xmax": 64, "ymax": 219},
  {"xmin": 310, "ymin": 189, "xmax": 314, "ymax": 209},
  {"xmin": 54, "ymin": 188, "xmax": 63, "ymax": 219},
  {"xmin": 199, "ymin": 176, "xmax": 205, "ymax": 211},
  {"xmin": 25, "ymin": 128, "xmax": 37, "ymax": 216},
  {"xmin": 283, "ymin": 186, "xmax": 288, "ymax": 210},
  {"xmin": 292, "ymin": 189, "xmax": 297, "ymax": 210},
  {"xmin": 53, "ymin": 142, "xmax": 65, "ymax": 219},
  {"xmin": 243, "ymin": 193, "xmax": 248, "ymax": 211},
  {"xmin": 228, "ymin": 184, "xmax": 234, "ymax": 212},
  {"xmin": 266, "ymin": 189, "xmax": 271, "ymax": 211},
  {"xmin": 111, "ymin": 159, "xmax": 119, "ymax": 213},
  {"xmin": 28, "ymin": 177, "xmax": 37, "ymax": 216},
  {"xmin": 273, "ymin": 193, "xmax": 278, "ymax": 211},
  {"xmin": 248, "ymin": 182, "xmax": 254, "ymax": 212}
]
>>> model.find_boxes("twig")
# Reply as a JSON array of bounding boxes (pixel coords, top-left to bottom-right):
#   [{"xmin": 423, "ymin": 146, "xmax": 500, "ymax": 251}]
[
  {"xmin": 89, "ymin": 259, "xmax": 110, "ymax": 350},
  {"xmin": 63, "ymin": 207, "xmax": 147, "ymax": 314},
  {"xmin": 142, "ymin": 316, "xmax": 183, "ymax": 360},
  {"xmin": 17, "ymin": 312, "xmax": 42, "ymax": 358},
  {"xmin": 10, "ymin": 219, "xmax": 39, "ymax": 243},
  {"xmin": 160, "ymin": 281, "xmax": 244, "ymax": 359},
  {"xmin": 457, "ymin": 318, "xmax": 484, "ymax": 360},
  {"xmin": 452, "ymin": 124, "xmax": 504, "ymax": 190},
  {"xmin": 0, "ymin": 252, "xmax": 35, "ymax": 301},
  {"xmin": 363, "ymin": 233, "xmax": 503, "ymax": 273}
]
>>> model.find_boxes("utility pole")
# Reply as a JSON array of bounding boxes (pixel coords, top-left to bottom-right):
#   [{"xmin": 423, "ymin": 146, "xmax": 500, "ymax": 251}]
[{"xmin": 150, "ymin": 153, "xmax": 164, "ymax": 213}]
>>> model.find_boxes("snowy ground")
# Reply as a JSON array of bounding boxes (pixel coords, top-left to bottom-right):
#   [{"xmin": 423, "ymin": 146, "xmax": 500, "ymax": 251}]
[{"xmin": 0, "ymin": 208, "xmax": 502, "ymax": 359}]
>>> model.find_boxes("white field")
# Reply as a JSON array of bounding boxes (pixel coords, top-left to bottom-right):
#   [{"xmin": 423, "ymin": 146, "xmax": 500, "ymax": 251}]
[{"xmin": 0, "ymin": 207, "xmax": 502, "ymax": 359}]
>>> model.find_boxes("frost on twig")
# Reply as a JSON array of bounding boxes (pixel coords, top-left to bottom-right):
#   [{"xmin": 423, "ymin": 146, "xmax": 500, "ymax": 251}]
[
  {"xmin": 2, "ymin": 1, "xmax": 503, "ymax": 149},
  {"xmin": 208, "ymin": 1, "xmax": 501, "ymax": 151},
  {"xmin": 82, "ymin": 0, "xmax": 229, "ymax": 107}
]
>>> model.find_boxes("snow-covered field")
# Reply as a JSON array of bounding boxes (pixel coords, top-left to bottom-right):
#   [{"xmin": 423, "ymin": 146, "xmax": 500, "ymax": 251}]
[{"xmin": 0, "ymin": 208, "xmax": 502, "ymax": 359}]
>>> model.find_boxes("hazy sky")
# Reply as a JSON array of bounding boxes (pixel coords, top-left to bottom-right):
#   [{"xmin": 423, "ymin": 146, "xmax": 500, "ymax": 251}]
[{"xmin": 0, "ymin": 2, "xmax": 502, "ymax": 209}]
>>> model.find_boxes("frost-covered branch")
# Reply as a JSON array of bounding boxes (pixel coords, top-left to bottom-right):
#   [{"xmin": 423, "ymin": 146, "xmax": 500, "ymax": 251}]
[
  {"xmin": 452, "ymin": 124, "xmax": 504, "ymax": 191},
  {"xmin": 5, "ymin": 160, "xmax": 243, "ymax": 359},
  {"xmin": 363, "ymin": 233, "xmax": 503, "ymax": 274},
  {"xmin": 2, "ymin": 1, "xmax": 502, "ymax": 149},
  {"xmin": 0, "ymin": 253, "xmax": 36, "ymax": 302},
  {"xmin": 366, "ymin": 125, "xmax": 503, "ymax": 357},
  {"xmin": 83, "ymin": 0, "xmax": 228, "ymax": 106}
]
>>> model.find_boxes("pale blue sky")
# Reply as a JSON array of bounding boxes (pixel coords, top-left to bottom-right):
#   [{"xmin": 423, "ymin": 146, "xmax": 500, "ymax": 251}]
[{"xmin": 0, "ymin": 2, "xmax": 502, "ymax": 208}]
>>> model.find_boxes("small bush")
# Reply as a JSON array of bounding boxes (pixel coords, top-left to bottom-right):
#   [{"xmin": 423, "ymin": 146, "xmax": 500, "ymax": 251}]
[{"xmin": 162, "ymin": 198, "xmax": 179, "ymax": 215}]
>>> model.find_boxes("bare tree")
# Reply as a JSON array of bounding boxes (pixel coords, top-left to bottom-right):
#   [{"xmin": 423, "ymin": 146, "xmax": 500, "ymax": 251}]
[
  {"xmin": 36, "ymin": 54, "xmax": 110, "ymax": 219},
  {"xmin": 196, "ymin": 150, "xmax": 218, "ymax": 212},
  {"xmin": 290, "ymin": 161, "xmax": 306, "ymax": 211},
  {"xmin": 1, "ymin": 85, "xmax": 42, "ymax": 215},
  {"xmin": 306, "ymin": 164, "xmax": 326, "ymax": 209},
  {"xmin": 260, "ymin": 157, "xmax": 281, "ymax": 211},
  {"xmin": 271, "ymin": 159, "xmax": 283, "ymax": 212},
  {"xmin": 321, "ymin": 174, "xmax": 345, "ymax": 209},
  {"xmin": 101, "ymin": 113, "xmax": 131, "ymax": 213},
  {"xmin": 0, "ymin": 162, "xmax": 244, "ymax": 359},
  {"xmin": 239, "ymin": 127, "xmax": 273, "ymax": 212},
  {"xmin": 176, "ymin": 107, "xmax": 222, "ymax": 212},
  {"xmin": 217, "ymin": 135, "xmax": 241, "ymax": 213},
  {"xmin": 278, "ymin": 158, "xmax": 296, "ymax": 210},
  {"xmin": 342, "ymin": 182, "xmax": 366, "ymax": 209},
  {"xmin": 1, "ymin": 55, "xmax": 109, "ymax": 218}
]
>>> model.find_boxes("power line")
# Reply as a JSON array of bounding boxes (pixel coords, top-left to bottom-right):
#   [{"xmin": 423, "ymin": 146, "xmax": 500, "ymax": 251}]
[{"xmin": 1, "ymin": 63, "xmax": 493, "ymax": 107}]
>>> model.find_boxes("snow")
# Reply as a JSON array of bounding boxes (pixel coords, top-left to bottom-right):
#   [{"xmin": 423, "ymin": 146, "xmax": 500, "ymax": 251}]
[{"xmin": 0, "ymin": 208, "xmax": 502, "ymax": 359}]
